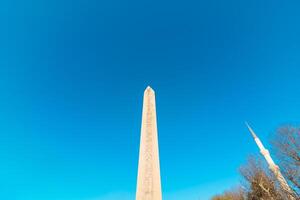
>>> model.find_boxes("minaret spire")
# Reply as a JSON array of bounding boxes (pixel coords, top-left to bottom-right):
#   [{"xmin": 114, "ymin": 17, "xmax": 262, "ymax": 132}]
[
  {"xmin": 245, "ymin": 122, "xmax": 257, "ymax": 139},
  {"xmin": 246, "ymin": 123, "xmax": 295, "ymax": 199}
]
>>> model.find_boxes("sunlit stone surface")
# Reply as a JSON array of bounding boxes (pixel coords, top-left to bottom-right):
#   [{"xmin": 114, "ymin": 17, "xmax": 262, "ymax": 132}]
[{"xmin": 136, "ymin": 86, "xmax": 162, "ymax": 200}]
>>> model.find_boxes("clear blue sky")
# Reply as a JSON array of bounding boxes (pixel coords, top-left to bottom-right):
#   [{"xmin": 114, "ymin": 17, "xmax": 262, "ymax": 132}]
[{"xmin": 1, "ymin": 0, "xmax": 300, "ymax": 199}]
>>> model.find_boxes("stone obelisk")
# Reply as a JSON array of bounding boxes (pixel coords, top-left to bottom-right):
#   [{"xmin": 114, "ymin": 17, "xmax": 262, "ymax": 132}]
[
  {"xmin": 246, "ymin": 123, "xmax": 295, "ymax": 199},
  {"xmin": 136, "ymin": 86, "xmax": 162, "ymax": 200}
]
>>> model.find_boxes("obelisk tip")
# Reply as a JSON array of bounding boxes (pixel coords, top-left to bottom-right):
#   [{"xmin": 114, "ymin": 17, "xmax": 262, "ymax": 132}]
[{"xmin": 145, "ymin": 86, "xmax": 154, "ymax": 93}]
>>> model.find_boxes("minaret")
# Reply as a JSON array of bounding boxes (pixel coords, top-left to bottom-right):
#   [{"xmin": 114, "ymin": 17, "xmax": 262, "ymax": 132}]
[
  {"xmin": 136, "ymin": 86, "xmax": 162, "ymax": 200},
  {"xmin": 246, "ymin": 122, "xmax": 295, "ymax": 199}
]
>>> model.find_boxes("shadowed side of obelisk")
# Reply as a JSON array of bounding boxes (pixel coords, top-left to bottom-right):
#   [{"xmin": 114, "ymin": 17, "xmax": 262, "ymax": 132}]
[{"xmin": 136, "ymin": 86, "xmax": 162, "ymax": 200}]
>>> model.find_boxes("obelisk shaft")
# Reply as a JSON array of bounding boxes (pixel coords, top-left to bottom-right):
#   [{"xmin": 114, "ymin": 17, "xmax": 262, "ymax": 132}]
[{"xmin": 136, "ymin": 87, "xmax": 162, "ymax": 200}]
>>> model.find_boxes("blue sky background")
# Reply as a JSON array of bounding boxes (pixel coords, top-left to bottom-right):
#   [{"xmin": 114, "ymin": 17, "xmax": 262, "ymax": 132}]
[{"xmin": 1, "ymin": 0, "xmax": 300, "ymax": 199}]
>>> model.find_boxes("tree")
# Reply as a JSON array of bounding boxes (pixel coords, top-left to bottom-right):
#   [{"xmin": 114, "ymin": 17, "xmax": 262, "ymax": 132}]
[
  {"xmin": 271, "ymin": 126, "xmax": 300, "ymax": 197},
  {"xmin": 239, "ymin": 157, "xmax": 286, "ymax": 200},
  {"xmin": 211, "ymin": 188, "xmax": 245, "ymax": 200}
]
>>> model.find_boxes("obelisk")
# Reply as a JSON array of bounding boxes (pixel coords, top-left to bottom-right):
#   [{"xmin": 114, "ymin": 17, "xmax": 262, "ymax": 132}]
[
  {"xmin": 136, "ymin": 86, "xmax": 162, "ymax": 200},
  {"xmin": 246, "ymin": 122, "xmax": 295, "ymax": 199}
]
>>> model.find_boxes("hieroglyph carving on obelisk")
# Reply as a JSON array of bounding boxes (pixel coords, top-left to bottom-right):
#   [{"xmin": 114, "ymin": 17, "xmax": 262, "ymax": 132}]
[{"xmin": 136, "ymin": 86, "xmax": 162, "ymax": 200}]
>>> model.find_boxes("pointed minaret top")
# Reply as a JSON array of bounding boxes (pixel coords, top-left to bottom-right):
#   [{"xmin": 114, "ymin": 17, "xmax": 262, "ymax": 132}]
[{"xmin": 245, "ymin": 122, "xmax": 258, "ymax": 139}]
